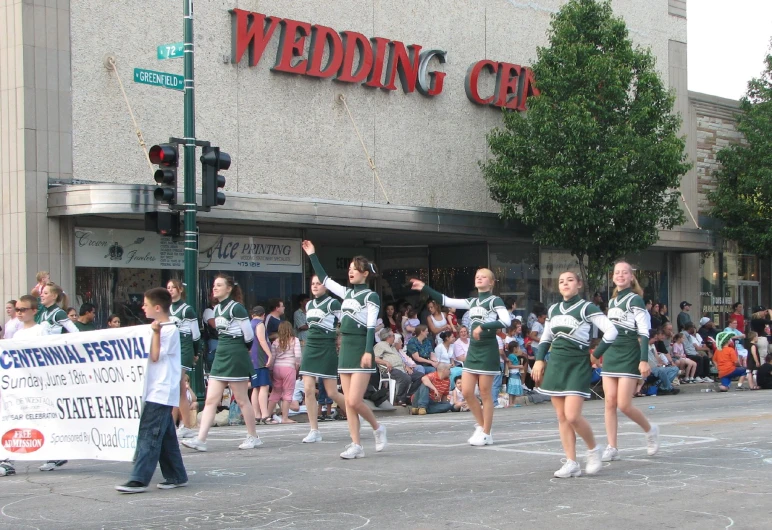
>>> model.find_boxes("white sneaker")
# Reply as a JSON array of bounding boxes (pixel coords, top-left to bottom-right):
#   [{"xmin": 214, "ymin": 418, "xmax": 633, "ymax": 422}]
[
  {"xmin": 469, "ymin": 430, "xmax": 492, "ymax": 446},
  {"xmin": 374, "ymin": 425, "xmax": 387, "ymax": 452},
  {"xmin": 585, "ymin": 446, "xmax": 602, "ymax": 475},
  {"xmin": 467, "ymin": 425, "xmax": 483, "ymax": 444},
  {"xmin": 302, "ymin": 430, "xmax": 322, "ymax": 443},
  {"xmin": 553, "ymin": 459, "xmax": 581, "ymax": 478},
  {"xmin": 340, "ymin": 443, "xmax": 365, "ymax": 459},
  {"xmin": 601, "ymin": 445, "xmax": 620, "ymax": 462},
  {"xmin": 176, "ymin": 426, "xmax": 196, "ymax": 439},
  {"xmin": 238, "ymin": 435, "xmax": 263, "ymax": 450},
  {"xmin": 646, "ymin": 424, "xmax": 660, "ymax": 456},
  {"xmin": 703, "ymin": 377, "xmax": 714, "ymax": 383},
  {"xmin": 181, "ymin": 438, "xmax": 207, "ymax": 452}
]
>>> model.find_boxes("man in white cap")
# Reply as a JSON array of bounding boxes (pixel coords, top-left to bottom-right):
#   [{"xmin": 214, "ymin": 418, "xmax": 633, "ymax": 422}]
[{"xmin": 698, "ymin": 316, "xmax": 718, "ymax": 349}]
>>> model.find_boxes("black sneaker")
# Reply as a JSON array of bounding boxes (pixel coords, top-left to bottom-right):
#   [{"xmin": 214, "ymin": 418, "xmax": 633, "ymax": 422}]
[
  {"xmin": 115, "ymin": 481, "xmax": 148, "ymax": 493},
  {"xmin": 157, "ymin": 480, "xmax": 189, "ymax": 489}
]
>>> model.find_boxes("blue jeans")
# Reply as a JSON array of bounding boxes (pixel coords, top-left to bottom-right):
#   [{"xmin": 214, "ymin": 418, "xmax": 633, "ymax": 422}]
[
  {"xmin": 412, "ymin": 384, "xmax": 452, "ymax": 414},
  {"xmin": 651, "ymin": 366, "xmax": 679, "ymax": 390},
  {"xmin": 491, "ymin": 363, "xmax": 504, "ymax": 402},
  {"xmin": 720, "ymin": 367, "xmax": 746, "ymax": 387},
  {"xmin": 130, "ymin": 402, "xmax": 188, "ymax": 486}
]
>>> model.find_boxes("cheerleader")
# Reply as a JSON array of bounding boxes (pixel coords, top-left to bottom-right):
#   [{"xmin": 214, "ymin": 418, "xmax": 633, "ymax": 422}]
[
  {"xmin": 409, "ymin": 269, "xmax": 511, "ymax": 446},
  {"xmin": 299, "ymin": 274, "xmax": 347, "ymax": 443},
  {"xmin": 301, "ymin": 241, "xmax": 387, "ymax": 459},
  {"xmin": 182, "ymin": 274, "xmax": 261, "ymax": 452},
  {"xmin": 38, "ymin": 283, "xmax": 79, "ymax": 335},
  {"xmin": 166, "ymin": 280, "xmax": 201, "ymax": 439},
  {"xmin": 531, "ymin": 271, "xmax": 618, "ymax": 478},
  {"xmin": 38, "ymin": 282, "xmax": 78, "ymax": 471},
  {"xmin": 597, "ymin": 262, "xmax": 659, "ymax": 463}
]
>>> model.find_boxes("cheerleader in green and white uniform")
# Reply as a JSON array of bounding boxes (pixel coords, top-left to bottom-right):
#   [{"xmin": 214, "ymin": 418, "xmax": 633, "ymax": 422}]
[
  {"xmin": 300, "ymin": 274, "xmax": 347, "ymax": 444},
  {"xmin": 410, "ymin": 270, "xmax": 511, "ymax": 447},
  {"xmin": 167, "ymin": 280, "xmax": 201, "ymax": 439},
  {"xmin": 302, "ymin": 241, "xmax": 387, "ymax": 460},
  {"xmin": 531, "ymin": 271, "xmax": 617, "ymax": 478},
  {"xmin": 38, "ymin": 283, "xmax": 77, "ymax": 472},
  {"xmin": 182, "ymin": 274, "xmax": 261, "ymax": 452},
  {"xmin": 597, "ymin": 262, "xmax": 659, "ymax": 463}
]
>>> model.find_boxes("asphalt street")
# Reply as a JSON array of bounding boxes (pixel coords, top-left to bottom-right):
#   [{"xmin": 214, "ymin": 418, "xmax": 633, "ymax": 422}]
[{"xmin": 1, "ymin": 391, "xmax": 770, "ymax": 530}]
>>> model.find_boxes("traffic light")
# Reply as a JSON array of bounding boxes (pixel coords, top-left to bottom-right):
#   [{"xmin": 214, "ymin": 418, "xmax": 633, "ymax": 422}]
[
  {"xmin": 201, "ymin": 146, "xmax": 231, "ymax": 209},
  {"xmin": 149, "ymin": 143, "xmax": 179, "ymax": 205},
  {"xmin": 144, "ymin": 211, "xmax": 180, "ymax": 238}
]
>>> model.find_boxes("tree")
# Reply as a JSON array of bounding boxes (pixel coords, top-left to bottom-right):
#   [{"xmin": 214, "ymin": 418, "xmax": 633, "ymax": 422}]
[
  {"xmin": 707, "ymin": 48, "xmax": 772, "ymax": 257},
  {"xmin": 482, "ymin": 0, "xmax": 688, "ymax": 295}
]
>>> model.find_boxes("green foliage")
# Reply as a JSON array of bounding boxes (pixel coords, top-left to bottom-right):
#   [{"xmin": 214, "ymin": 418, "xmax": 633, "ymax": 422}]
[
  {"xmin": 482, "ymin": 0, "xmax": 688, "ymax": 294},
  {"xmin": 708, "ymin": 50, "xmax": 772, "ymax": 257}
]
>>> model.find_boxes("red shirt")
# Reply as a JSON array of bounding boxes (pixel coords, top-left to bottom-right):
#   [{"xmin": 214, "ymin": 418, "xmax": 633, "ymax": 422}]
[
  {"xmin": 424, "ymin": 372, "xmax": 450, "ymax": 401},
  {"xmin": 733, "ymin": 313, "xmax": 745, "ymax": 333}
]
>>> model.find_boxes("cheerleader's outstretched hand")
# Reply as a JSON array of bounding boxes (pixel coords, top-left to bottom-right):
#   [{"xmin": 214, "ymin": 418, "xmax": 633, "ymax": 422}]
[
  {"xmin": 638, "ymin": 361, "xmax": 651, "ymax": 378},
  {"xmin": 408, "ymin": 278, "xmax": 425, "ymax": 291},
  {"xmin": 532, "ymin": 360, "xmax": 545, "ymax": 385},
  {"xmin": 301, "ymin": 240, "xmax": 316, "ymax": 255},
  {"xmin": 361, "ymin": 353, "xmax": 373, "ymax": 369}
]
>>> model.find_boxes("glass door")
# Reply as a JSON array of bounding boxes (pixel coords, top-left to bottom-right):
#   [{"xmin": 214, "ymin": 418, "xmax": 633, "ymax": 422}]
[{"xmin": 738, "ymin": 282, "xmax": 760, "ymax": 322}]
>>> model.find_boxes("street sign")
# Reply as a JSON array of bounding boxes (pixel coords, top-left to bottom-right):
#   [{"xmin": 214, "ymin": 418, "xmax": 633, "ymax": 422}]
[
  {"xmin": 133, "ymin": 68, "xmax": 184, "ymax": 91},
  {"xmin": 157, "ymin": 42, "xmax": 185, "ymax": 60}
]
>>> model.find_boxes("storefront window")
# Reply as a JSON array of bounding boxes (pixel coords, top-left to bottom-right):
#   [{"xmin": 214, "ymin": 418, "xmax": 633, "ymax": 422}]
[
  {"xmin": 490, "ymin": 243, "xmax": 540, "ymax": 315},
  {"xmin": 539, "ymin": 250, "xmax": 582, "ymax": 306},
  {"xmin": 700, "ymin": 252, "xmax": 736, "ymax": 327},
  {"xmin": 380, "ymin": 247, "xmax": 429, "ymax": 309}
]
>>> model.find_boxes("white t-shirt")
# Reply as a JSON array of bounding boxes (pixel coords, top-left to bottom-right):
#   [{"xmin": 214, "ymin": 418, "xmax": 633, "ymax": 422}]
[
  {"xmin": 3, "ymin": 318, "xmax": 23, "ymax": 339},
  {"xmin": 434, "ymin": 342, "xmax": 454, "ymax": 364},
  {"xmin": 12, "ymin": 324, "xmax": 45, "ymax": 339},
  {"xmin": 144, "ymin": 325, "xmax": 181, "ymax": 407},
  {"xmin": 531, "ymin": 321, "xmax": 544, "ymax": 347}
]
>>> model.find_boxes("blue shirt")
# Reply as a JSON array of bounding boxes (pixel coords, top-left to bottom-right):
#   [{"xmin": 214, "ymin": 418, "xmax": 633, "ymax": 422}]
[{"xmin": 407, "ymin": 336, "xmax": 433, "ymax": 360}]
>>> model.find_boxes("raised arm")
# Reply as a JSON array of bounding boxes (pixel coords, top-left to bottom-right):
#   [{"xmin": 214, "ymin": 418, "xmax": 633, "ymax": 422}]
[
  {"xmin": 408, "ymin": 279, "xmax": 472, "ymax": 310},
  {"xmin": 302, "ymin": 241, "xmax": 346, "ymax": 299}
]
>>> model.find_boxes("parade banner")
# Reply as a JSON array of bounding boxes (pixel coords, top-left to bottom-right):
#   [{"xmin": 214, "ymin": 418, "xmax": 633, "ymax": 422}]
[
  {"xmin": 74, "ymin": 227, "xmax": 302, "ymax": 273},
  {"xmin": 0, "ymin": 326, "xmax": 152, "ymax": 462}
]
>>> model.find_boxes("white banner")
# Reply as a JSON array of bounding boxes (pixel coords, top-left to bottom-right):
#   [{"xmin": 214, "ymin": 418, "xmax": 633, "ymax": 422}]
[
  {"xmin": 0, "ymin": 326, "xmax": 153, "ymax": 462},
  {"xmin": 74, "ymin": 227, "xmax": 302, "ymax": 273}
]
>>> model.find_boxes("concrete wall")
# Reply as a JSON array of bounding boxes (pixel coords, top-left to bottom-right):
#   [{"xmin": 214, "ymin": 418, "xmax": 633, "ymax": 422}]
[
  {"xmin": 68, "ymin": 0, "xmax": 686, "ymax": 213},
  {"xmin": 690, "ymin": 92, "xmax": 743, "ymax": 216},
  {"xmin": 0, "ymin": 0, "xmax": 74, "ymax": 328}
]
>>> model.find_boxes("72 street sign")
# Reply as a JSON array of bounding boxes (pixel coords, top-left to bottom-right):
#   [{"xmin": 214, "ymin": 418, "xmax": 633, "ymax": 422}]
[
  {"xmin": 134, "ymin": 68, "xmax": 184, "ymax": 91},
  {"xmin": 157, "ymin": 42, "xmax": 185, "ymax": 60}
]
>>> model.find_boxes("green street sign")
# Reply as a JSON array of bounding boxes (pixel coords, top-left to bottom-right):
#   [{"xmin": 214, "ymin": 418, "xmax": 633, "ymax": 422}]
[
  {"xmin": 133, "ymin": 68, "xmax": 184, "ymax": 91},
  {"xmin": 157, "ymin": 42, "xmax": 185, "ymax": 60}
]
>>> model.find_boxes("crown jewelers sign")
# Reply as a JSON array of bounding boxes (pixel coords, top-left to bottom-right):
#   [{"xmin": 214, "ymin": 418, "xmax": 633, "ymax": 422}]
[
  {"xmin": 0, "ymin": 326, "xmax": 152, "ymax": 462},
  {"xmin": 74, "ymin": 228, "xmax": 302, "ymax": 273}
]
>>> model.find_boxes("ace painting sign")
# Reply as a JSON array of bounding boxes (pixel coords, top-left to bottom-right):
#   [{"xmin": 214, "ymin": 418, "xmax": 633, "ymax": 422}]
[
  {"xmin": 74, "ymin": 228, "xmax": 302, "ymax": 273},
  {"xmin": 230, "ymin": 8, "xmax": 540, "ymax": 112}
]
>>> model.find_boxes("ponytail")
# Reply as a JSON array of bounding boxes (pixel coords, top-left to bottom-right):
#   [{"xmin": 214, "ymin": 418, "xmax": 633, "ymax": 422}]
[
  {"xmin": 611, "ymin": 261, "xmax": 644, "ymax": 298},
  {"xmin": 45, "ymin": 282, "xmax": 69, "ymax": 309},
  {"xmin": 215, "ymin": 274, "xmax": 243, "ymax": 304}
]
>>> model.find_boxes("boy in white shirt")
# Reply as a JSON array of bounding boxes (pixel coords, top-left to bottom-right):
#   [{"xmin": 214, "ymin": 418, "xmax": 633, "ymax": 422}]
[{"xmin": 115, "ymin": 288, "xmax": 188, "ymax": 493}]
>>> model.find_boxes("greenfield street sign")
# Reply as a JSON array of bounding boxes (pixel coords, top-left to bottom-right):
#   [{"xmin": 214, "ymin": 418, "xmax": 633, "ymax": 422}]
[
  {"xmin": 157, "ymin": 42, "xmax": 185, "ymax": 60},
  {"xmin": 133, "ymin": 68, "xmax": 184, "ymax": 91}
]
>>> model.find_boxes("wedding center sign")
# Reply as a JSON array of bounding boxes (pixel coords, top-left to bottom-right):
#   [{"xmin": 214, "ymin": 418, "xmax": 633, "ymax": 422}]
[
  {"xmin": 74, "ymin": 228, "xmax": 302, "ymax": 273},
  {"xmin": 0, "ymin": 326, "xmax": 152, "ymax": 462}
]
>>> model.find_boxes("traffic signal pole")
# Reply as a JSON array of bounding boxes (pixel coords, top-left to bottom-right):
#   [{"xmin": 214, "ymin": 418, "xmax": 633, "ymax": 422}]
[{"xmin": 183, "ymin": 0, "xmax": 204, "ymax": 403}]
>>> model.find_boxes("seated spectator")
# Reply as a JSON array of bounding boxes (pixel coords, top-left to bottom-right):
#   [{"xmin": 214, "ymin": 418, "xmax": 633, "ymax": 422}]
[
  {"xmin": 446, "ymin": 306, "xmax": 459, "ymax": 336},
  {"xmin": 453, "ymin": 326, "xmax": 470, "ymax": 365},
  {"xmin": 374, "ymin": 329, "xmax": 424, "ymax": 406},
  {"xmin": 714, "ymin": 332, "xmax": 747, "ymax": 392},
  {"xmin": 407, "ymin": 325, "xmax": 436, "ymax": 374},
  {"xmin": 698, "ymin": 317, "xmax": 718, "ymax": 348},
  {"xmin": 756, "ymin": 353, "xmax": 772, "ymax": 389},
  {"xmin": 449, "ymin": 375, "xmax": 470, "ymax": 411},
  {"xmin": 638, "ymin": 330, "xmax": 680, "ymax": 396},
  {"xmin": 410, "ymin": 363, "xmax": 452, "ymax": 415},
  {"xmin": 74, "ymin": 303, "xmax": 97, "ymax": 331},
  {"xmin": 434, "ymin": 331, "xmax": 456, "ymax": 364},
  {"xmin": 670, "ymin": 333, "xmax": 698, "ymax": 382},
  {"xmin": 683, "ymin": 323, "xmax": 714, "ymax": 382},
  {"xmin": 724, "ymin": 318, "xmax": 748, "ymax": 365}
]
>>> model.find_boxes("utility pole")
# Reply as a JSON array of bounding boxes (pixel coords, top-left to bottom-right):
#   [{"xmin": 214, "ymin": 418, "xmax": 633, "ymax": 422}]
[{"xmin": 182, "ymin": 0, "xmax": 204, "ymax": 403}]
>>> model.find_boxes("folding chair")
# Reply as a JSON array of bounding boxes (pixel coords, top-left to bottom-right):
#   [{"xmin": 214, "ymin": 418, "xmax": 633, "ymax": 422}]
[
  {"xmin": 378, "ymin": 367, "xmax": 398, "ymax": 404},
  {"xmin": 589, "ymin": 368, "xmax": 604, "ymax": 400}
]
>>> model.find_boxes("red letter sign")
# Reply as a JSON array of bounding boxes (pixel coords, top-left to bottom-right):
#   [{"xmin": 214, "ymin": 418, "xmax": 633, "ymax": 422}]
[
  {"xmin": 465, "ymin": 60, "xmax": 498, "ymax": 105},
  {"xmin": 383, "ymin": 42, "xmax": 421, "ymax": 93},
  {"xmin": 306, "ymin": 24, "xmax": 344, "ymax": 78},
  {"xmin": 230, "ymin": 9, "xmax": 280, "ymax": 67},
  {"xmin": 272, "ymin": 18, "xmax": 312, "ymax": 74},
  {"xmin": 335, "ymin": 31, "xmax": 374, "ymax": 84}
]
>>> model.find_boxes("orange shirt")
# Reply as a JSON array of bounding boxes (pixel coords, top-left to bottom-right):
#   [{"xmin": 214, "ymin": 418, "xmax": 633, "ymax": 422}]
[{"xmin": 714, "ymin": 346, "xmax": 738, "ymax": 377}]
